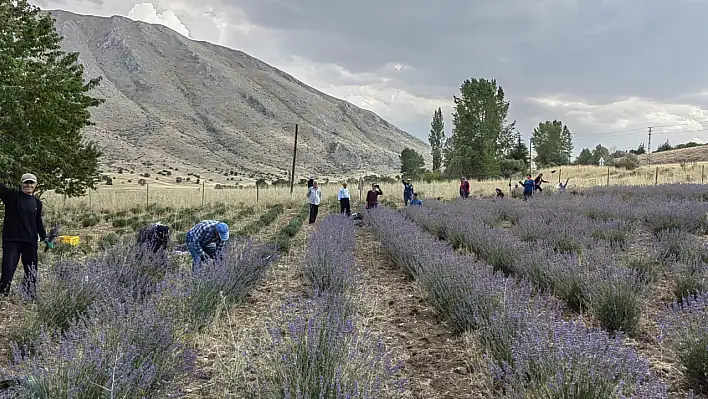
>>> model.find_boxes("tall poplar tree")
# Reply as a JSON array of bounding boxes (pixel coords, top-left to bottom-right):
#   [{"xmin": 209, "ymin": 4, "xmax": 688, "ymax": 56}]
[{"xmin": 428, "ymin": 107, "xmax": 445, "ymax": 172}]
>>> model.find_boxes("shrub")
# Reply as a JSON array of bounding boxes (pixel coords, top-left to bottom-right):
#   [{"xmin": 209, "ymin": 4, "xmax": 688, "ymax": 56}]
[
  {"xmin": 660, "ymin": 293, "xmax": 708, "ymax": 393},
  {"xmin": 303, "ymin": 215, "xmax": 356, "ymax": 295}
]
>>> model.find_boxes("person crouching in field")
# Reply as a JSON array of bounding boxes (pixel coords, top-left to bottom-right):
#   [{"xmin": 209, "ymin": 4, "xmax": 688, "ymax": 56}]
[
  {"xmin": 338, "ymin": 182, "xmax": 351, "ymax": 216},
  {"xmin": 366, "ymin": 184, "xmax": 383, "ymax": 209},
  {"xmin": 410, "ymin": 193, "xmax": 422, "ymax": 206},
  {"xmin": 495, "ymin": 188, "xmax": 505, "ymax": 198},
  {"xmin": 0, "ymin": 173, "xmax": 51, "ymax": 298},
  {"xmin": 520, "ymin": 175, "xmax": 535, "ymax": 201},
  {"xmin": 136, "ymin": 222, "xmax": 171, "ymax": 253},
  {"xmin": 185, "ymin": 220, "xmax": 229, "ymax": 272},
  {"xmin": 307, "ymin": 180, "xmax": 322, "ymax": 224}
]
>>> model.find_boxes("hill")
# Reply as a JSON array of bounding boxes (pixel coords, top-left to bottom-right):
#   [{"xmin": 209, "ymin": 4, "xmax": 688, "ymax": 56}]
[
  {"xmin": 638, "ymin": 145, "xmax": 708, "ymax": 165},
  {"xmin": 46, "ymin": 9, "xmax": 430, "ymax": 183}
]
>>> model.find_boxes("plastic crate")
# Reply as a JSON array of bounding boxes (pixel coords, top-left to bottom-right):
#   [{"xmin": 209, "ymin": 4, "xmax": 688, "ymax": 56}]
[{"xmin": 56, "ymin": 235, "xmax": 80, "ymax": 246}]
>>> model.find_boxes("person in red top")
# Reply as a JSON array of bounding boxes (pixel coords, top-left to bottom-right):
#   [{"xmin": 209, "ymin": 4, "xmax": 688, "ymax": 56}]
[
  {"xmin": 459, "ymin": 177, "xmax": 470, "ymax": 199},
  {"xmin": 365, "ymin": 184, "xmax": 383, "ymax": 209}
]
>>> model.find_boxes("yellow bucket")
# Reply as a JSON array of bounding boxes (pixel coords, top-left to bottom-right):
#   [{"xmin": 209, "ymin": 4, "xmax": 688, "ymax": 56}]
[{"xmin": 56, "ymin": 235, "xmax": 80, "ymax": 246}]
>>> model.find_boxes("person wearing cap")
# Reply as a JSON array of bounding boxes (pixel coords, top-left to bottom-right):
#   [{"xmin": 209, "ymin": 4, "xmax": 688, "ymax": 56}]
[
  {"xmin": 402, "ymin": 178, "xmax": 414, "ymax": 206},
  {"xmin": 185, "ymin": 220, "xmax": 229, "ymax": 271},
  {"xmin": 0, "ymin": 173, "xmax": 49, "ymax": 297}
]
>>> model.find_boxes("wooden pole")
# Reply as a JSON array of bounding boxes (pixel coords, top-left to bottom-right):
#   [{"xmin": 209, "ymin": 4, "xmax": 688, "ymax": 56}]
[
  {"xmin": 201, "ymin": 180, "xmax": 205, "ymax": 207},
  {"xmin": 606, "ymin": 167, "xmax": 610, "ymax": 186},
  {"xmin": 256, "ymin": 184, "xmax": 260, "ymax": 206},
  {"xmin": 558, "ymin": 169, "xmax": 562, "ymax": 184},
  {"xmin": 88, "ymin": 189, "xmax": 92, "ymax": 209},
  {"xmin": 146, "ymin": 183, "xmax": 149, "ymax": 207},
  {"xmin": 289, "ymin": 123, "xmax": 299, "ymax": 195},
  {"xmin": 655, "ymin": 167, "xmax": 659, "ymax": 185},
  {"xmin": 702, "ymin": 165, "xmax": 705, "ymax": 184}
]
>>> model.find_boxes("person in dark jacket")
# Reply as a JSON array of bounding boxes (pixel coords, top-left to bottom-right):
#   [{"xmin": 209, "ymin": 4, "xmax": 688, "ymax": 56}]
[
  {"xmin": 136, "ymin": 223, "xmax": 171, "ymax": 253},
  {"xmin": 365, "ymin": 184, "xmax": 383, "ymax": 209},
  {"xmin": 495, "ymin": 188, "xmax": 505, "ymax": 198},
  {"xmin": 403, "ymin": 179, "xmax": 414, "ymax": 206},
  {"xmin": 0, "ymin": 173, "xmax": 49, "ymax": 297},
  {"xmin": 534, "ymin": 173, "xmax": 549, "ymax": 192}
]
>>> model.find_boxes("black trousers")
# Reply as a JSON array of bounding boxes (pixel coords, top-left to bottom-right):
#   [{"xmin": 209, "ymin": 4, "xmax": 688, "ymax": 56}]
[
  {"xmin": 0, "ymin": 241, "xmax": 39, "ymax": 297},
  {"xmin": 340, "ymin": 198, "xmax": 351, "ymax": 216},
  {"xmin": 309, "ymin": 204, "xmax": 319, "ymax": 224}
]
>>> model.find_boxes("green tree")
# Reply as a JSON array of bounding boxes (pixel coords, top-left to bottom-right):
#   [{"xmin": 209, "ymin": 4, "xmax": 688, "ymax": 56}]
[
  {"xmin": 399, "ymin": 148, "xmax": 425, "ymax": 179},
  {"xmin": 629, "ymin": 143, "xmax": 646, "ymax": 155},
  {"xmin": 444, "ymin": 78, "xmax": 515, "ymax": 179},
  {"xmin": 507, "ymin": 131, "xmax": 529, "ymax": 166},
  {"xmin": 656, "ymin": 140, "xmax": 672, "ymax": 152},
  {"xmin": 591, "ymin": 144, "xmax": 611, "ymax": 164},
  {"xmin": 0, "ymin": 2, "xmax": 104, "ymax": 197},
  {"xmin": 428, "ymin": 107, "xmax": 445, "ymax": 172},
  {"xmin": 575, "ymin": 148, "xmax": 594, "ymax": 165},
  {"xmin": 531, "ymin": 120, "xmax": 573, "ymax": 167}
]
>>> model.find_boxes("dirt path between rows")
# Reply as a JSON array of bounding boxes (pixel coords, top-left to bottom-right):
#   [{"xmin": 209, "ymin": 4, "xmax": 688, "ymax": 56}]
[
  {"xmin": 186, "ymin": 205, "xmax": 325, "ymax": 397},
  {"xmin": 354, "ymin": 225, "xmax": 488, "ymax": 399}
]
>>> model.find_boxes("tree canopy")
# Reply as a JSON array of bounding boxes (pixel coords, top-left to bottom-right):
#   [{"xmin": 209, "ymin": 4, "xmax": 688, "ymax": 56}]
[
  {"xmin": 531, "ymin": 120, "xmax": 573, "ymax": 168},
  {"xmin": 399, "ymin": 148, "xmax": 425, "ymax": 179},
  {"xmin": 444, "ymin": 78, "xmax": 515, "ymax": 179},
  {"xmin": 0, "ymin": 1, "xmax": 104, "ymax": 196},
  {"xmin": 428, "ymin": 107, "xmax": 445, "ymax": 172}
]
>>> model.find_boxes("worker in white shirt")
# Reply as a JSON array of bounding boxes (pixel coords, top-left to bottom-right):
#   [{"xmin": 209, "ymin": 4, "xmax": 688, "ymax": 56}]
[
  {"xmin": 307, "ymin": 180, "xmax": 322, "ymax": 224},
  {"xmin": 338, "ymin": 182, "xmax": 351, "ymax": 216}
]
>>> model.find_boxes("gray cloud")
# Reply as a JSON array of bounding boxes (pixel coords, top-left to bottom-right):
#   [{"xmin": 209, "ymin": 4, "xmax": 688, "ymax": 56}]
[{"xmin": 30, "ymin": 0, "xmax": 708, "ymax": 153}]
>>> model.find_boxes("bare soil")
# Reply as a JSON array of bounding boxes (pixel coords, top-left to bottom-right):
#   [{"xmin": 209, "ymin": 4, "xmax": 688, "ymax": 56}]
[{"xmin": 354, "ymin": 226, "xmax": 489, "ymax": 398}]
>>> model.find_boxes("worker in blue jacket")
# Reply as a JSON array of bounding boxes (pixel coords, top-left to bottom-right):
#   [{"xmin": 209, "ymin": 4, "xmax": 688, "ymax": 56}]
[{"xmin": 519, "ymin": 174, "xmax": 535, "ymax": 202}]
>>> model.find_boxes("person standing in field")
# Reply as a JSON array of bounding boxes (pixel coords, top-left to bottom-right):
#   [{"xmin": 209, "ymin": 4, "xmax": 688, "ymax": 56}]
[
  {"xmin": 459, "ymin": 177, "xmax": 470, "ymax": 199},
  {"xmin": 185, "ymin": 220, "xmax": 230, "ymax": 272},
  {"xmin": 0, "ymin": 173, "xmax": 50, "ymax": 298},
  {"xmin": 307, "ymin": 180, "xmax": 322, "ymax": 224},
  {"xmin": 403, "ymin": 178, "xmax": 414, "ymax": 206},
  {"xmin": 366, "ymin": 184, "xmax": 383, "ymax": 209},
  {"xmin": 338, "ymin": 182, "xmax": 351, "ymax": 216},
  {"xmin": 534, "ymin": 173, "xmax": 549, "ymax": 193},
  {"xmin": 520, "ymin": 174, "xmax": 535, "ymax": 201}
]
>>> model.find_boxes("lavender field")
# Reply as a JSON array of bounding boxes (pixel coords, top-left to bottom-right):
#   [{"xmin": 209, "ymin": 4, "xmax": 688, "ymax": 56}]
[{"xmin": 0, "ymin": 184, "xmax": 706, "ymax": 398}]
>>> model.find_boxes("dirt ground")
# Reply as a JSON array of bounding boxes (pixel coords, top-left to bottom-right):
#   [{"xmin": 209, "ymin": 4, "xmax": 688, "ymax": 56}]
[{"xmin": 353, "ymin": 225, "xmax": 489, "ymax": 398}]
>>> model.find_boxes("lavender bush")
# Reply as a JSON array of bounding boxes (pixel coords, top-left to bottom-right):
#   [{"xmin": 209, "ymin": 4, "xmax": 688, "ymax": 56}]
[
  {"xmin": 0, "ymin": 294, "xmax": 194, "ymax": 398},
  {"xmin": 246, "ymin": 294, "xmax": 405, "ymax": 399},
  {"xmin": 180, "ymin": 238, "xmax": 279, "ymax": 327},
  {"xmin": 303, "ymin": 215, "xmax": 357, "ymax": 295},
  {"xmin": 660, "ymin": 293, "xmax": 708, "ymax": 393}
]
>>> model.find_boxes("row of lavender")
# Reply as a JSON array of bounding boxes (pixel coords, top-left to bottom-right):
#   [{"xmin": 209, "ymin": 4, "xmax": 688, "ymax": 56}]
[
  {"xmin": 368, "ymin": 207, "xmax": 668, "ymax": 397},
  {"xmin": 243, "ymin": 214, "xmax": 406, "ymax": 398},
  {"xmin": 0, "ymin": 238, "xmax": 278, "ymax": 397},
  {"xmin": 405, "ymin": 184, "xmax": 708, "ymax": 394}
]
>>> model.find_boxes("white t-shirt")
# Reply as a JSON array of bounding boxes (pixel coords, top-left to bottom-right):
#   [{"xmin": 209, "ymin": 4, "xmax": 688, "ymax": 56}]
[
  {"xmin": 308, "ymin": 187, "xmax": 322, "ymax": 205},
  {"xmin": 338, "ymin": 187, "xmax": 350, "ymax": 200}
]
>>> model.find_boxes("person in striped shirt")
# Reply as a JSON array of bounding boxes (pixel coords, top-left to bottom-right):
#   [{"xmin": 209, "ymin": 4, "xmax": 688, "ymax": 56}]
[{"xmin": 186, "ymin": 220, "xmax": 230, "ymax": 271}]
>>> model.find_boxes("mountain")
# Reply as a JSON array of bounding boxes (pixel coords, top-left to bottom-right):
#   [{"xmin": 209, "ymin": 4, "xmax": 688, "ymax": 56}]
[{"xmin": 46, "ymin": 9, "xmax": 431, "ymax": 182}]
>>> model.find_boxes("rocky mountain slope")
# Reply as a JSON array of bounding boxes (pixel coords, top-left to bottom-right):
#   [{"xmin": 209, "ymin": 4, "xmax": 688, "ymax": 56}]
[{"xmin": 47, "ymin": 9, "xmax": 430, "ymax": 181}]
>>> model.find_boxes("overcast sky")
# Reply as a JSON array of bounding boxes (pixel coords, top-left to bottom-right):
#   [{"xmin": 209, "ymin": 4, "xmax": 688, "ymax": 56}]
[{"xmin": 31, "ymin": 0, "xmax": 708, "ymax": 155}]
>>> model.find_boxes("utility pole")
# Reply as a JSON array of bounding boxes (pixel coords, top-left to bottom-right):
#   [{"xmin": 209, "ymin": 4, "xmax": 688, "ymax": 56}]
[
  {"xmin": 289, "ymin": 123, "xmax": 298, "ymax": 195},
  {"xmin": 647, "ymin": 126, "xmax": 652, "ymax": 167},
  {"xmin": 529, "ymin": 136, "xmax": 533, "ymax": 174}
]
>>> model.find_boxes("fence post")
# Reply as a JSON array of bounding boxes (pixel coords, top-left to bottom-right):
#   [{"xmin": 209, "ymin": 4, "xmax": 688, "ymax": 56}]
[
  {"xmin": 256, "ymin": 184, "xmax": 259, "ymax": 206},
  {"xmin": 558, "ymin": 169, "xmax": 562, "ymax": 184},
  {"xmin": 146, "ymin": 183, "xmax": 149, "ymax": 207},
  {"xmin": 606, "ymin": 167, "xmax": 610, "ymax": 186},
  {"xmin": 201, "ymin": 180, "xmax": 205, "ymax": 207},
  {"xmin": 88, "ymin": 189, "xmax": 92, "ymax": 209},
  {"xmin": 702, "ymin": 165, "xmax": 705, "ymax": 184},
  {"xmin": 655, "ymin": 167, "xmax": 659, "ymax": 185}
]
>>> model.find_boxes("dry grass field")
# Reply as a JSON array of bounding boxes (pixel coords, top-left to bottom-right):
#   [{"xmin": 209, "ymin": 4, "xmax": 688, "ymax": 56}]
[{"xmin": 42, "ymin": 162, "xmax": 708, "ymax": 212}]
